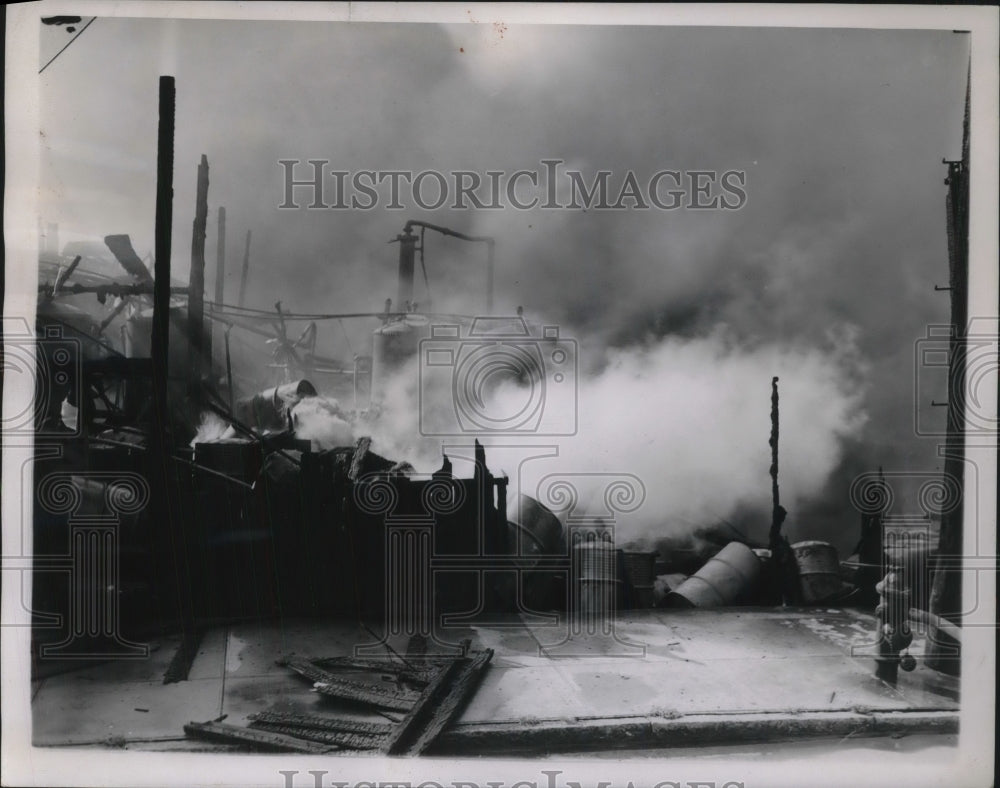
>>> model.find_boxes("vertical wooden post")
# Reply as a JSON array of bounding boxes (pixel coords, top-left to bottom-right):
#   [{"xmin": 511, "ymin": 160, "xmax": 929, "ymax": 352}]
[
  {"xmin": 151, "ymin": 76, "xmax": 175, "ymax": 442},
  {"xmin": 768, "ymin": 376, "xmax": 782, "ymax": 548},
  {"xmin": 150, "ymin": 75, "xmax": 191, "ymax": 630},
  {"xmin": 926, "ymin": 72, "xmax": 969, "ymax": 675},
  {"xmin": 238, "ymin": 229, "xmax": 252, "ymax": 308},
  {"xmin": 209, "ymin": 206, "xmax": 225, "ymax": 377},
  {"xmin": 188, "ymin": 154, "xmax": 209, "ymax": 392},
  {"xmin": 214, "ymin": 206, "xmax": 226, "ymax": 306}
]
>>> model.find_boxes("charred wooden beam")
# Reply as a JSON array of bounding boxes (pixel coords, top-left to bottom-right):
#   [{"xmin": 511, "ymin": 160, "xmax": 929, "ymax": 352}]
[
  {"xmin": 238, "ymin": 229, "xmax": 252, "ymax": 307},
  {"xmin": 247, "ymin": 710, "xmax": 393, "ymax": 736},
  {"xmin": 188, "ymin": 154, "xmax": 209, "ymax": 388},
  {"xmin": 214, "ymin": 206, "xmax": 226, "ymax": 305},
  {"xmin": 309, "ymin": 655, "xmax": 439, "ymax": 685},
  {"xmin": 51, "ymin": 255, "xmax": 81, "ymax": 296},
  {"xmin": 38, "ymin": 282, "xmax": 188, "ymax": 298},
  {"xmin": 381, "ymin": 649, "xmax": 494, "ymax": 756},
  {"xmin": 280, "ymin": 656, "xmax": 420, "ymax": 711},
  {"xmin": 183, "ymin": 721, "xmax": 333, "ymax": 753},
  {"xmin": 151, "ymin": 75, "xmax": 175, "ymax": 443},
  {"xmin": 210, "ymin": 206, "xmax": 225, "ymax": 366},
  {"xmin": 248, "ymin": 722, "xmax": 384, "ymax": 750},
  {"xmin": 105, "ymin": 234, "xmax": 154, "ymax": 284}
]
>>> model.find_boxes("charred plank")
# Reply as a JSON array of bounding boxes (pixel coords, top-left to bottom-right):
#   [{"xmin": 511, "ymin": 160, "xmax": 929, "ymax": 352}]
[
  {"xmin": 249, "ymin": 721, "xmax": 384, "ymax": 750},
  {"xmin": 280, "ymin": 656, "xmax": 420, "ymax": 711},
  {"xmin": 381, "ymin": 649, "xmax": 494, "ymax": 756},
  {"xmin": 248, "ymin": 710, "xmax": 392, "ymax": 736},
  {"xmin": 183, "ymin": 721, "xmax": 333, "ymax": 754}
]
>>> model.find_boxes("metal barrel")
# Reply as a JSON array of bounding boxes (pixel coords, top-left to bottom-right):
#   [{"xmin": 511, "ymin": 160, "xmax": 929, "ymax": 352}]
[
  {"xmin": 622, "ymin": 550, "xmax": 657, "ymax": 586},
  {"xmin": 792, "ymin": 540, "xmax": 842, "ymax": 603},
  {"xmin": 665, "ymin": 541, "xmax": 761, "ymax": 608}
]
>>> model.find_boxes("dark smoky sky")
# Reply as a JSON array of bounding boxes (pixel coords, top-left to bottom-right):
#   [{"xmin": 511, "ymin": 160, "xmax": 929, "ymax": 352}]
[{"xmin": 37, "ymin": 18, "xmax": 969, "ymax": 552}]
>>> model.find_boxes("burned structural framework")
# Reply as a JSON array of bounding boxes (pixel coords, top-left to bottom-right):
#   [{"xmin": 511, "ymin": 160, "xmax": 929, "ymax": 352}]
[
  {"xmin": 29, "ymin": 76, "xmax": 564, "ymax": 671},
  {"xmin": 26, "ymin": 70, "xmax": 966, "ymax": 757}
]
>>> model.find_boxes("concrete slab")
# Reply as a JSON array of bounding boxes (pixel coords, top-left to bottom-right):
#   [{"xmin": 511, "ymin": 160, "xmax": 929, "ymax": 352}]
[
  {"xmin": 31, "ymin": 608, "xmax": 959, "ymax": 754},
  {"xmin": 32, "ymin": 676, "xmax": 223, "ymax": 746},
  {"xmin": 187, "ymin": 626, "xmax": 228, "ymax": 681}
]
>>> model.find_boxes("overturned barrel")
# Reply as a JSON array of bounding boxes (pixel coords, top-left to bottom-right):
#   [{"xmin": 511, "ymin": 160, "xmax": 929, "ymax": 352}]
[{"xmin": 663, "ymin": 541, "xmax": 761, "ymax": 608}]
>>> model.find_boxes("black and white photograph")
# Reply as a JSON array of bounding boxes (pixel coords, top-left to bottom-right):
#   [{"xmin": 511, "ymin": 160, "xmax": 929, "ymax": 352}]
[{"xmin": 2, "ymin": 3, "xmax": 997, "ymax": 787}]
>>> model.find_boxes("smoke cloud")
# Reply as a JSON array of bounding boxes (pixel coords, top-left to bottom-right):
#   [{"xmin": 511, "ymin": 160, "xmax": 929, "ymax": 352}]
[{"xmin": 36, "ymin": 18, "xmax": 970, "ymax": 555}]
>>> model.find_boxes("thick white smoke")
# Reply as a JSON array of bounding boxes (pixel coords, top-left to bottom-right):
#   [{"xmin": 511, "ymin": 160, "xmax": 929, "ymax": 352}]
[
  {"xmin": 290, "ymin": 396, "xmax": 354, "ymax": 451},
  {"xmin": 358, "ymin": 324, "xmax": 868, "ymax": 544}
]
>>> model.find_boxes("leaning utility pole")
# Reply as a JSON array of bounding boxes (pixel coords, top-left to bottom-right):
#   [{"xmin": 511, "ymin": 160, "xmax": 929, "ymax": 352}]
[{"xmin": 925, "ymin": 69, "xmax": 970, "ymax": 676}]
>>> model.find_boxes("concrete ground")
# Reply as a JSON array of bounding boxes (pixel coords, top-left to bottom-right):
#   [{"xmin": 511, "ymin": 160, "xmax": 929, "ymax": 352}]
[{"xmin": 30, "ymin": 607, "xmax": 959, "ymax": 755}]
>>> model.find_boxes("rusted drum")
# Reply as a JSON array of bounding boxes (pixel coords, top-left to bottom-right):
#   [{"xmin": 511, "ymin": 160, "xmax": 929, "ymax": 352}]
[
  {"xmin": 792, "ymin": 540, "xmax": 842, "ymax": 603},
  {"xmin": 573, "ymin": 536, "xmax": 621, "ymax": 613},
  {"xmin": 574, "ymin": 537, "xmax": 618, "ymax": 581},
  {"xmin": 665, "ymin": 541, "xmax": 761, "ymax": 608},
  {"xmin": 622, "ymin": 550, "xmax": 657, "ymax": 586}
]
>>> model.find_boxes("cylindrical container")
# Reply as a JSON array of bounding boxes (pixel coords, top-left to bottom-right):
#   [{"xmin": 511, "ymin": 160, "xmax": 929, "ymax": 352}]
[
  {"xmin": 622, "ymin": 550, "xmax": 658, "ymax": 587},
  {"xmin": 792, "ymin": 540, "xmax": 842, "ymax": 603},
  {"xmin": 573, "ymin": 535, "xmax": 621, "ymax": 614},
  {"xmin": 664, "ymin": 541, "xmax": 761, "ymax": 608},
  {"xmin": 574, "ymin": 537, "xmax": 617, "ymax": 581}
]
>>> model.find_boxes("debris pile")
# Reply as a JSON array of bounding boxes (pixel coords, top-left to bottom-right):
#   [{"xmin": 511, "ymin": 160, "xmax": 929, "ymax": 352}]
[{"xmin": 183, "ymin": 647, "xmax": 494, "ymax": 756}]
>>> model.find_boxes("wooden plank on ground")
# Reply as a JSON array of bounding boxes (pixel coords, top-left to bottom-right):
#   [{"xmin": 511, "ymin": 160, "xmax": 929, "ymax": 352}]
[
  {"xmin": 248, "ymin": 710, "xmax": 393, "ymax": 736},
  {"xmin": 310, "ymin": 656, "xmax": 441, "ymax": 685},
  {"xmin": 312, "ymin": 676, "xmax": 420, "ymax": 712},
  {"xmin": 280, "ymin": 656, "xmax": 421, "ymax": 711},
  {"xmin": 183, "ymin": 721, "xmax": 333, "ymax": 754},
  {"xmin": 381, "ymin": 648, "xmax": 494, "ymax": 756},
  {"xmin": 249, "ymin": 721, "xmax": 384, "ymax": 750}
]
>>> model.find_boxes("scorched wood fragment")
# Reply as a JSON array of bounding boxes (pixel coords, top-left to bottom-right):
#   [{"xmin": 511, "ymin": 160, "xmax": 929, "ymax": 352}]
[
  {"xmin": 381, "ymin": 648, "xmax": 494, "ymax": 756},
  {"xmin": 310, "ymin": 655, "xmax": 442, "ymax": 685},
  {"xmin": 279, "ymin": 656, "xmax": 421, "ymax": 710},
  {"xmin": 183, "ymin": 721, "xmax": 334, "ymax": 753},
  {"xmin": 248, "ymin": 721, "xmax": 385, "ymax": 750},
  {"xmin": 247, "ymin": 710, "xmax": 393, "ymax": 736}
]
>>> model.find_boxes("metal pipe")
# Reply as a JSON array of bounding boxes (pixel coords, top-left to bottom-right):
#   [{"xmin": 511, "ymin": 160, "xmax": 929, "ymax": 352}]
[
  {"xmin": 399, "ymin": 220, "xmax": 496, "ymax": 314},
  {"xmin": 396, "ymin": 227, "xmax": 417, "ymax": 308}
]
